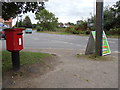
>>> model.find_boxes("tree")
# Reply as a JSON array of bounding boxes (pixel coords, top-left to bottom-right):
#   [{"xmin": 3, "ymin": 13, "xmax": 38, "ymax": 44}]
[
  {"xmin": 111, "ymin": 0, "xmax": 120, "ymax": 28},
  {"xmin": 35, "ymin": 9, "xmax": 58, "ymax": 31},
  {"xmin": 87, "ymin": 0, "xmax": 120, "ymax": 31},
  {"xmin": 104, "ymin": 0, "xmax": 120, "ymax": 31},
  {"xmin": 2, "ymin": 0, "xmax": 48, "ymax": 20},
  {"xmin": 75, "ymin": 20, "xmax": 87, "ymax": 31},
  {"xmin": 32, "ymin": 24, "xmax": 37, "ymax": 28},
  {"xmin": 103, "ymin": 6, "xmax": 115, "ymax": 31},
  {"xmin": 67, "ymin": 22, "xmax": 74, "ymax": 26},
  {"xmin": 23, "ymin": 16, "xmax": 32, "ymax": 28}
]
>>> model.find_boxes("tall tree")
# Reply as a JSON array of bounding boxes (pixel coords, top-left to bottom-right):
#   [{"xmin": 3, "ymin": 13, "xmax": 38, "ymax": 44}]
[
  {"xmin": 2, "ymin": 0, "xmax": 48, "ymax": 20},
  {"xmin": 111, "ymin": 0, "xmax": 120, "ymax": 28},
  {"xmin": 23, "ymin": 16, "xmax": 32, "ymax": 28},
  {"xmin": 87, "ymin": 0, "xmax": 120, "ymax": 31},
  {"xmin": 35, "ymin": 9, "xmax": 58, "ymax": 31},
  {"xmin": 104, "ymin": 6, "xmax": 115, "ymax": 31}
]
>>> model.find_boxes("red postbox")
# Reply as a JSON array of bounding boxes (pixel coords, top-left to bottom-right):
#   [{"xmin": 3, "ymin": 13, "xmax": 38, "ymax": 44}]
[{"xmin": 4, "ymin": 28, "xmax": 24, "ymax": 52}]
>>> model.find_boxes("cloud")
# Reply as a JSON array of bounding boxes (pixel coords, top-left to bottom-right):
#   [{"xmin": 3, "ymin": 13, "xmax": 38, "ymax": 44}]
[
  {"xmin": 45, "ymin": 0, "xmax": 118, "ymax": 23},
  {"xmin": 12, "ymin": 0, "xmax": 118, "ymax": 25}
]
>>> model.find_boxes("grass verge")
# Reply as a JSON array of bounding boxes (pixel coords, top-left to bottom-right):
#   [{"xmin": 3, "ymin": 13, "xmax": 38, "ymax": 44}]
[
  {"xmin": 76, "ymin": 53, "xmax": 115, "ymax": 61},
  {"xmin": 106, "ymin": 34, "xmax": 120, "ymax": 38},
  {"xmin": 37, "ymin": 31, "xmax": 119, "ymax": 38},
  {"xmin": 38, "ymin": 31, "xmax": 73, "ymax": 35},
  {"xmin": 2, "ymin": 51, "xmax": 51, "ymax": 71}
]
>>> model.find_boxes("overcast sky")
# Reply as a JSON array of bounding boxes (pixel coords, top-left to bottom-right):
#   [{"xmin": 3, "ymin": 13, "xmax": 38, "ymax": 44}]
[{"xmin": 12, "ymin": 0, "xmax": 118, "ymax": 26}]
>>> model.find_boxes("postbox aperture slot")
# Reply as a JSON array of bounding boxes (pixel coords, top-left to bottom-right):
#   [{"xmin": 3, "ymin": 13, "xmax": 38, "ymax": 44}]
[{"xmin": 17, "ymin": 33, "xmax": 23, "ymax": 35}]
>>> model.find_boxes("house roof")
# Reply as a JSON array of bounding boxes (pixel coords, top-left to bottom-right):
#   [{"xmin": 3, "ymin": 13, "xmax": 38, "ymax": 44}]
[
  {"xmin": 0, "ymin": 17, "xmax": 12, "ymax": 23},
  {"xmin": 4, "ymin": 18, "xmax": 12, "ymax": 23}
]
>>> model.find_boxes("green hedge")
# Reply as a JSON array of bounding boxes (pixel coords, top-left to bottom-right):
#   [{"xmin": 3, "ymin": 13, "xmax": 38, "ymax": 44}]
[
  {"xmin": 107, "ymin": 28, "xmax": 120, "ymax": 35},
  {"xmin": 66, "ymin": 27, "xmax": 90, "ymax": 35},
  {"xmin": 36, "ymin": 26, "xmax": 43, "ymax": 31}
]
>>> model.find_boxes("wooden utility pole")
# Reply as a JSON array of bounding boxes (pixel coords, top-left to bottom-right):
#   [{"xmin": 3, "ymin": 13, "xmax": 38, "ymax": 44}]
[
  {"xmin": 0, "ymin": 2, "xmax": 2, "ymax": 17},
  {"xmin": 96, "ymin": 0, "xmax": 104, "ymax": 56}
]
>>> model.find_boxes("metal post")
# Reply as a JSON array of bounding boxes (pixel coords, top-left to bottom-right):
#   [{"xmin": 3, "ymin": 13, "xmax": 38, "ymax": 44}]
[
  {"xmin": 11, "ymin": 51, "xmax": 20, "ymax": 71},
  {"xmin": 96, "ymin": 0, "xmax": 104, "ymax": 56}
]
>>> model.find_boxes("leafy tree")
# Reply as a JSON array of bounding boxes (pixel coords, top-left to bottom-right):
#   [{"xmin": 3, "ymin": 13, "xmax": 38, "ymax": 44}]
[
  {"xmin": 111, "ymin": 0, "xmax": 120, "ymax": 28},
  {"xmin": 67, "ymin": 22, "xmax": 74, "ymax": 26},
  {"xmin": 104, "ymin": 6, "xmax": 116, "ymax": 31},
  {"xmin": 75, "ymin": 20, "xmax": 87, "ymax": 31},
  {"xmin": 35, "ymin": 9, "xmax": 58, "ymax": 31},
  {"xmin": 15, "ymin": 20, "xmax": 23, "ymax": 27},
  {"xmin": 23, "ymin": 16, "xmax": 32, "ymax": 28},
  {"xmin": 32, "ymin": 24, "xmax": 37, "ymax": 28},
  {"xmin": 87, "ymin": 0, "xmax": 120, "ymax": 31},
  {"xmin": 2, "ymin": 0, "xmax": 48, "ymax": 20}
]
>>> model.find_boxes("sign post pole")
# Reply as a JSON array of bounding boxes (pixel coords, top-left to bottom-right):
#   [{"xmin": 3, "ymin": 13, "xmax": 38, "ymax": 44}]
[{"xmin": 96, "ymin": 0, "xmax": 104, "ymax": 56}]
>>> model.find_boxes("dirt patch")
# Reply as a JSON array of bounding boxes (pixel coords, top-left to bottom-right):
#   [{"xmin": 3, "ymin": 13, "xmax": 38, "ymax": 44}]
[
  {"xmin": 2, "ymin": 55, "xmax": 60, "ymax": 88},
  {"xmin": 76, "ymin": 54, "xmax": 116, "ymax": 61},
  {"xmin": 2, "ymin": 49, "xmax": 118, "ymax": 88}
]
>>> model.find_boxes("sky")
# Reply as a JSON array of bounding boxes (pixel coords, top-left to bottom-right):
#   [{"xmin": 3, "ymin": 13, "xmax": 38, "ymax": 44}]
[{"xmin": 12, "ymin": 0, "xmax": 118, "ymax": 26}]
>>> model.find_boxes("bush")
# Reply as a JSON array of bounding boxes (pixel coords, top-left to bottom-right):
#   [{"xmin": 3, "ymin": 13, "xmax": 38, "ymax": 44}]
[
  {"xmin": 36, "ymin": 26, "xmax": 43, "ymax": 31},
  {"xmin": 85, "ymin": 30, "xmax": 90, "ymax": 35},
  {"xmin": 73, "ymin": 30, "xmax": 80, "ymax": 34},
  {"xmin": 66, "ymin": 27, "xmax": 91, "ymax": 35},
  {"xmin": 79, "ymin": 31, "xmax": 85, "ymax": 34},
  {"xmin": 66, "ymin": 27, "xmax": 80, "ymax": 34},
  {"xmin": 107, "ymin": 28, "xmax": 120, "ymax": 35}
]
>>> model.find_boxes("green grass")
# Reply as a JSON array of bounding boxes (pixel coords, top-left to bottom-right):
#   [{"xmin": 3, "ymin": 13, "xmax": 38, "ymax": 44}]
[
  {"xmin": 38, "ymin": 31, "xmax": 73, "ymax": 35},
  {"xmin": 2, "ymin": 51, "xmax": 51, "ymax": 71},
  {"xmin": 106, "ymin": 34, "xmax": 120, "ymax": 38}
]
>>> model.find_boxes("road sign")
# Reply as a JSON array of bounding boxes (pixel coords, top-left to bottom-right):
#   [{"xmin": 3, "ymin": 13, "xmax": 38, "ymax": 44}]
[{"xmin": 85, "ymin": 31, "xmax": 111, "ymax": 56}]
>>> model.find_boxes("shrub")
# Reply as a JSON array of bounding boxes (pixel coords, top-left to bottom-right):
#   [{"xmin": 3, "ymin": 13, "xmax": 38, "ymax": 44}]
[
  {"xmin": 85, "ymin": 30, "xmax": 91, "ymax": 35},
  {"xmin": 79, "ymin": 31, "xmax": 85, "ymax": 34},
  {"xmin": 36, "ymin": 26, "xmax": 43, "ymax": 31},
  {"xmin": 66, "ymin": 27, "xmax": 80, "ymax": 34},
  {"xmin": 72, "ymin": 30, "xmax": 80, "ymax": 34},
  {"xmin": 107, "ymin": 28, "xmax": 120, "ymax": 35}
]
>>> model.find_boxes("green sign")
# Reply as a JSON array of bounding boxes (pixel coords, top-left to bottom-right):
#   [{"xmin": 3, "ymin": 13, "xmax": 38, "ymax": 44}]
[{"xmin": 91, "ymin": 31, "xmax": 111, "ymax": 56}]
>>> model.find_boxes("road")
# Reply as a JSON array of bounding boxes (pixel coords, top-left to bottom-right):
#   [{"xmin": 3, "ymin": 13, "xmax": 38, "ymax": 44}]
[{"xmin": 23, "ymin": 31, "xmax": 118, "ymax": 55}]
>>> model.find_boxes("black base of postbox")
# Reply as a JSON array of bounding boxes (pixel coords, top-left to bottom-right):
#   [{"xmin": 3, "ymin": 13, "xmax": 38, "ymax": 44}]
[{"xmin": 11, "ymin": 51, "xmax": 20, "ymax": 71}]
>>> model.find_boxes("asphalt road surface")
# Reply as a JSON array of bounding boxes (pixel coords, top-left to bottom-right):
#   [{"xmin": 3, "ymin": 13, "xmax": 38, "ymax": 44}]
[{"xmin": 24, "ymin": 31, "xmax": 119, "ymax": 55}]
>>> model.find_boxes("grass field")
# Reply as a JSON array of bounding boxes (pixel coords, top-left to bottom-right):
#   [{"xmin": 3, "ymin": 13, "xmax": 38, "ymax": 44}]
[{"xmin": 2, "ymin": 51, "xmax": 51, "ymax": 71}]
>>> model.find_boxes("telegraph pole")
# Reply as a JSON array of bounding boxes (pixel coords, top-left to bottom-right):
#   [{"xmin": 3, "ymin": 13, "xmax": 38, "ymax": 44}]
[{"xmin": 96, "ymin": 0, "xmax": 104, "ymax": 56}]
